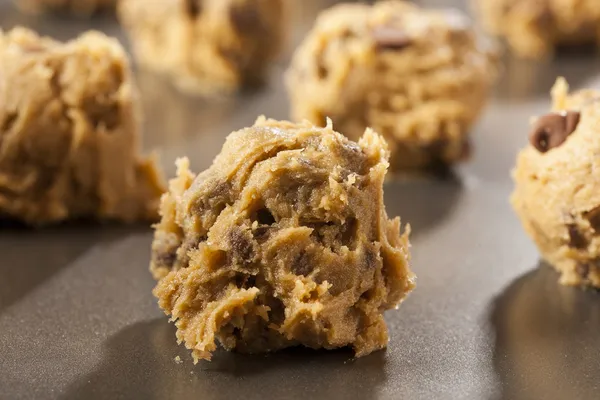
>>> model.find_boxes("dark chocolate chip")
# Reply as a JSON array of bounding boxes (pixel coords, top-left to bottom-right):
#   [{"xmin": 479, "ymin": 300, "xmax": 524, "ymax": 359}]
[
  {"xmin": 155, "ymin": 250, "xmax": 177, "ymax": 267},
  {"xmin": 529, "ymin": 111, "xmax": 581, "ymax": 153},
  {"xmin": 372, "ymin": 26, "xmax": 412, "ymax": 51},
  {"xmin": 1, "ymin": 113, "xmax": 17, "ymax": 132},
  {"xmin": 291, "ymin": 251, "xmax": 313, "ymax": 277},
  {"xmin": 253, "ymin": 226, "xmax": 271, "ymax": 239},
  {"xmin": 364, "ymin": 248, "xmax": 378, "ymax": 269},
  {"xmin": 564, "ymin": 111, "xmax": 581, "ymax": 135},
  {"xmin": 185, "ymin": 0, "xmax": 202, "ymax": 19},
  {"xmin": 576, "ymin": 263, "xmax": 590, "ymax": 279},
  {"xmin": 229, "ymin": 3, "xmax": 261, "ymax": 33},
  {"xmin": 567, "ymin": 224, "xmax": 587, "ymax": 249},
  {"xmin": 317, "ymin": 63, "xmax": 328, "ymax": 80},
  {"xmin": 339, "ymin": 217, "xmax": 358, "ymax": 249},
  {"xmin": 229, "ymin": 230, "xmax": 253, "ymax": 262},
  {"xmin": 583, "ymin": 206, "xmax": 600, "ymax": 232}
]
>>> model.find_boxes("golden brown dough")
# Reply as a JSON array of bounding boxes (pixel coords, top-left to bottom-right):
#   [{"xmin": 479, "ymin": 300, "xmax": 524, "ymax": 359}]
[
  {"xmin": 474, "ymin": 0, "xmax": 600, "ymax": 58},
  {"xmin": 151, "ymin": 117, "xmax": 415, "ymax": 362},
  {"xmin": 118, "ymin": 0, "xmax": 287, "ymax": 96},
  {"xmin": 0, "ymin": 27, "xmax": 165, "ymax": 225},
  {"xmin": 286, "ymin": 0, "xmax": 496, "ymax": 170}
]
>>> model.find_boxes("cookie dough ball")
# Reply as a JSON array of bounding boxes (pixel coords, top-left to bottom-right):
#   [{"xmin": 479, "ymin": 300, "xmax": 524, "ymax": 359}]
[
  {"xmin": 511, "ymin": 78, "xmax": 600, "ymax": 288},
  {"xmin": 16, "ymin": 0, "xmax": 115, "ymax": 16},
  {"xmin": 474, "ymin": 0, "xmax": 600, "ymax": 58},
  {"xmin": 0, "ymin": 27, "xmax": 165, "ymax": 225},
  {"xmin": 118, "ymin": 0, "xmax": 287, "ymax": 96},
  {"xmin": 151, "ymin": 117, "xmax": 415, "ymax": 361},
  {"xmin": 286, "ymin": 1, "xmax": 496, "ymax": 171}
]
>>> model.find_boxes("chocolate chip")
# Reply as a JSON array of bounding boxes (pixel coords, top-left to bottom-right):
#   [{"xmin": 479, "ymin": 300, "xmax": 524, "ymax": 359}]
[
  {"xmin": 317, "ymin": 63, "xmax": 328, "ymax": 80},
  {"xmin": 372, "ymin": 26, "xmax": 412, "ymax": 51},
  {"xmin": 1, "ymin": 112, "xmax": 17, "ymax": 132},
  {"xmin": 564, "ymin": 111, "xmax": 581, "ymax": 135},
  {"xmin": 576, "ymin": 263, "xmax": 590, "ymax": 279},
  {"xmin": 155, "ymin": 250, "xmax": 177, "ymax": 267},
  {"xmin": 339, "ymin": 217, "xmax": 358, "ymax": 249},
  {"xmin": 583, "ymin": 206, "xmax": 600, "ymax": 232},
  {"xmin": 185, "ymin": 0, "xmax": 202, "ymax": 19},
  {"xmin": 291, "ymin": 251, "xmax": 313, "ymax": 277},
  {"xmin": 229, "ymin": 230, "xmax": 253, "ymax": 263},
  {"xmin": 364, "ymin": 248, "xmax": 378, "ymax": 269},
  {"xmin": 229, "ymin": 3, "xmax": 261, "ymax": 33},
  {"xmin": 567, "ymin": 224, "xmax": 587, "ymax": 249},
  {"xmin": 529, "ymin": 111, "xmax": 581, "ymax": 153}
]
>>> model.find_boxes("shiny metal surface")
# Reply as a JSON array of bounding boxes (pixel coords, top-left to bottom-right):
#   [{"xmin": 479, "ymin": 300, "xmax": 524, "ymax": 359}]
[{"xmin": 1, "ymin": 1, "xmax": 599, "ymax": 399}]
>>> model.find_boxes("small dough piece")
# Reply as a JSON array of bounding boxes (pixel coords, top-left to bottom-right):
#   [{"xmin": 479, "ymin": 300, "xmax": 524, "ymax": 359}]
[
  {"xmin": 474, "ymin": 0, "xmax": 600, "ymax": 58},
  {"xmin": 286, "ymin": 1, "xmax": 496, "ymax": 171},
  {"xmin": 16, "ymin": 0, "xmax": 115, "ymax": 16},
  {"xmin": 151, "ymin": 117, "xmax": 415, "ymax": 362},
  {"xmin": 0, "ymin": 27, "xmax": 165, "ymax": 225},
  {"xmin": 118, "ymin": 0, "xmax": 287, "ymax": 96},
  {"xmin": 511, "ymin": 78, "xmax": 600, "ymax": 288}
]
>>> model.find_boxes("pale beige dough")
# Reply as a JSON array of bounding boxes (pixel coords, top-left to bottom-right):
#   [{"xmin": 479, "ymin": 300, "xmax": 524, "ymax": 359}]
[
  {"xmin": 286, "ymin": 0, "xmax": 496, "ymax": 171},
  {"xmin": 0, "ymin": 27, "xmax": 165, "ymax": 225},
  {"xmin": 118, "ymin": 0, "xmax": 287, "ymax": 96},
  {"xmin": 151, "ymin": 117, "xmax": 415, "ymax": 362},
  {"xmin": 474, "ymin": 0, "xmax": 600, "ymax": 58},
  {"xmin": 512, "ymin": 78, "xmax": 600, "ymax": 288}
]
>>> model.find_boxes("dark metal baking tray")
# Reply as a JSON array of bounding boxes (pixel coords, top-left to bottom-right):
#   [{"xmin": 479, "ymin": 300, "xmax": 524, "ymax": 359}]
[{"xmin": 1, "ymin": 0, "xmax": 599, "ymax": 399}]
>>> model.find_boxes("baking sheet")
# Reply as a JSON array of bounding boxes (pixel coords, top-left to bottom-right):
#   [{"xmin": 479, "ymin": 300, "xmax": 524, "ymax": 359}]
[{"xmin": 1, "ymin": 0, "xmax": 600, "ymax": 399}]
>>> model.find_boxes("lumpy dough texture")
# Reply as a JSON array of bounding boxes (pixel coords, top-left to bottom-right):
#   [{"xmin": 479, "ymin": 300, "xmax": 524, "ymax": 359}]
[
  {"xmin": 0, "ymin": 27, "xmax": 165, "ymax": 225},
  {"xmin": 474, "ymin": 0, "xmax": 600, "ymax": 58},
  {"xmin": 151, "ymin": 117, "xmax": 415, "ymax": 362},
  {"xmin": 16, "ymin": 0, "xmax": 115, "ymax": 15},
  {"xmin": 118, "ymin": 0, "xmax": 287, "ymax": 96},
  {"xmin": 286, "ymin": 0, "xmax": 496, "ymax": 171},
  {"xmin": 512, "ymin": 78, "xmax": 600, "ymax": 288}
]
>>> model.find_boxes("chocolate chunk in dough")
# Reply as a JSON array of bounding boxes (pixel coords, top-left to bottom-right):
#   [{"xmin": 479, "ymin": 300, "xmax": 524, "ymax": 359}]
[
  {"xmin": 529, "ymin": 111, "xmax": 580, "ymax": 152},
  {"xmin": 567, "ymin": 224, "xmax": 587, "ymax": 249},
  {"xmin": 185, "ymin": 0, "xmax": 202, "ymax": 18},
  {"xmin": 576, "ymin": 263, "xmax": 591, "ymax": 279},
  {"xmin": 372, "ymin": 27, "xmax": 412, "ymax": 51}
]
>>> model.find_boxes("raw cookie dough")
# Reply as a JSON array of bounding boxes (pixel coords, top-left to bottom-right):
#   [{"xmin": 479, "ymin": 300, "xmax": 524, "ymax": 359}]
[
  {"xmin": 118, "ymin": 0, "xmax": 287, "ymax": 96},
  {"xmin": 511, "ymin": 78, "xmax": 600, "ymax": 288},
  {"xmin": 0, "ymin": 27, "xmax": 165, "ymax": 225},
  {"xmin": 286, "ymin": 0, "xmax": 496, "ymax": 171},
  {"xmin": 151, "ymin": 117, "xmax": 415, "ymax": 361},
  {"xmin": 16, "ymin": 0, "xmax": 115, "ymax": 16},
  {"xmin": 474, "ymin": 0, "xmax": 600, "ymax": 58}
]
